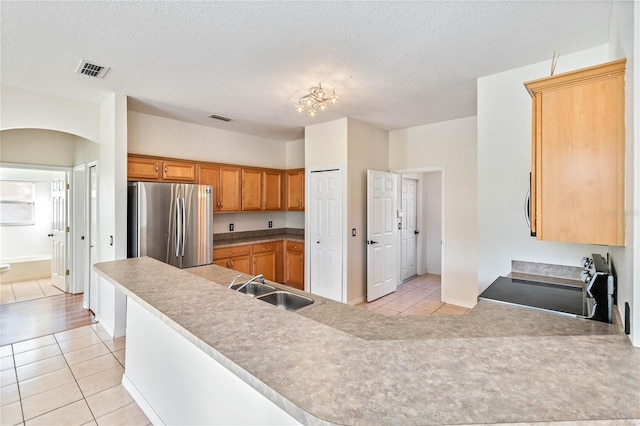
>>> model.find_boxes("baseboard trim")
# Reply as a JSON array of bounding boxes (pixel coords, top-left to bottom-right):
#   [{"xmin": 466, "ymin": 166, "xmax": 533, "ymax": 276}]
[
  {"xmin": 122, "ymin": 374, "xmax": 164, "ymax": 425},
  {"xmin": 347, "ymin": 296, "xmax": 365, "ymax": 305},
  {"xmin": 444, "ymin": 297, "xmax": 476, "ymax": 309}
]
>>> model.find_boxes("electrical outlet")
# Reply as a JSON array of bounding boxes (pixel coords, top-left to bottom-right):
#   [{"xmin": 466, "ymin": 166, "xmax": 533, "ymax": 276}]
[
  {"xmin": 268, "ymin": 221, "xmax": 273, "ymax": 228},
  {"xmin": 352, "ymin": 228, "xmax": 356, "ymax": 237},
  {"xmin": 229, "ymin": 223, "xmax": 234, "ymax": 231}
]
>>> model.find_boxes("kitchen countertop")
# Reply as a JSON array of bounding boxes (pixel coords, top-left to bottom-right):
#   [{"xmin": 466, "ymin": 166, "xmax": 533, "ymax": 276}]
[{"xmin": 95, "ymin": 257, "xmax": 640, "ymax": 425}]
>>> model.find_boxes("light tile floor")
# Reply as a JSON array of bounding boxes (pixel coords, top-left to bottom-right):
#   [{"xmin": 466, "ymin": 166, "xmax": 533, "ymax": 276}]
[
  {"xmin": 0, "ymin": 278, "xmax": 64, "ymax": 305},
  {"xmin": 0, "ymin": 324, "xmax": 149, "ymax": 426},
  {"xmin": 355, "ymin": 273, "xmax": 470, "ymax": 316}
]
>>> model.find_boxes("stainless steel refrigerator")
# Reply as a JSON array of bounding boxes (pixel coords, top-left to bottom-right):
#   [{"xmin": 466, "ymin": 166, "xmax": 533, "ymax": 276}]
[{"xmin": 127, "ymin": 181, "xmax": 213, "ymax": 268}]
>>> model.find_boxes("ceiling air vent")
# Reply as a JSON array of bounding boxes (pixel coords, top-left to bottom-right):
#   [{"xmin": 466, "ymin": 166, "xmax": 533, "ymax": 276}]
[
  {"xmin": 208, "ymin": 114, "xmax": 235, "ymax": 122},
  {"xmin": 75, "ymin": 60, "xmax": 110, "ymax": 79}
]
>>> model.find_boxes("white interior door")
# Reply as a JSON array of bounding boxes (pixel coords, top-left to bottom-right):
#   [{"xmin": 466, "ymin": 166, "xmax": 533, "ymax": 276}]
[
  {"xmin": 401, "ymin": 178, "xmax": 418, "ymax": 281},
  {"xmin": 51, "ymin": 173, "xmax": 69, "ymax": 291},
  {"xmin": 367, "ymin": 170, "xmax": 399, "ymax": 302},
  {"xmin": 309, "ymin": 169, "xmax": 343, "ymax": 302},
  {"xmin": 72, "ymin": 165, "xmax": 86, "ymax": 294},
  {"xmin": 89, "ymin": 164, "xmax": 99, "ymax": 312}
]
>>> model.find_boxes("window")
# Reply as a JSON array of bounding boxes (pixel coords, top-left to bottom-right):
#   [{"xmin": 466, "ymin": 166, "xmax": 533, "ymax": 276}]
[{"xmin": 0, "ymin": 180, "xmax": 35, "ymax": 225}]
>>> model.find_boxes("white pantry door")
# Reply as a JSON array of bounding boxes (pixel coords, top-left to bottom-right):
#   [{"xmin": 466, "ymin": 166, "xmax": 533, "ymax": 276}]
[
  {"xmin": 51, "ymin": 174, "xmax": 69, "ymax": 292},
  {"xmin": 401, "ymin": 178, "xmax": 418, "ymax": 281},
  {"xmin": 367, "ymin": 170, "xmax": 399, "ymax": 302},
  {"xmin": 309, "ymin": 169, "xmax": 343, "ymax": 302}
]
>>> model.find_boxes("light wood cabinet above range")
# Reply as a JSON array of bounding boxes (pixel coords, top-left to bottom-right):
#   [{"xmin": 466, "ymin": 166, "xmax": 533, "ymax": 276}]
[{"xmin": 524, "ymin": 59, "xmax": 626, "ymax": 246}]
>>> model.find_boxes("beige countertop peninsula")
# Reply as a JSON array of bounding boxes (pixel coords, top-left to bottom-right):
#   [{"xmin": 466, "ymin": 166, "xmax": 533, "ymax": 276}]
[{"xmin": 95, "ymin": 257, "xmax": 640, "ymax": 425}]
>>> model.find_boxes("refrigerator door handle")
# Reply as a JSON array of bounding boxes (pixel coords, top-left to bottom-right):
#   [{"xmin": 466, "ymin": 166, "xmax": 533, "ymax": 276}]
[
  {"xmin": 175, "ymin": 197, "xmax": 181, "ymax": 258},
  {"xmin": 181, "ymin": 197, "xmax": 186, "ymax": 256}
]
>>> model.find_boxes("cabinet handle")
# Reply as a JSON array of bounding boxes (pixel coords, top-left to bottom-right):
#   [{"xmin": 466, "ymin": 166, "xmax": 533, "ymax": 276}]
[
  {"xmin": 229, "ymin": 260, "xmax": 234, "ymax": 268},
  {"xmin": 155, "ymin": 164, "xmax": 158, "ymax": 173},
  {"xmin": 164, "ymin": 164, "xmax": 167, "ymax": 174}
]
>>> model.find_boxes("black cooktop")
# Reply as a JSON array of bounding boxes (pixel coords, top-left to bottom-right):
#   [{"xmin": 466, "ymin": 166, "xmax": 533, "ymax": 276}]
[{"xmin": 479, "ymin": 276, "xmax": 586, "ymax": 317}]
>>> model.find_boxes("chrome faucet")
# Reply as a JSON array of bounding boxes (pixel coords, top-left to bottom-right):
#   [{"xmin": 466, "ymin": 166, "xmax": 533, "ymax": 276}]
[
  {"xmin": 227, "ymin": 274, "xmax": 243, "ymax": 288},
  {"xmin": 234, "ymin": 274, "xmax": 265, "ymax": 292}
]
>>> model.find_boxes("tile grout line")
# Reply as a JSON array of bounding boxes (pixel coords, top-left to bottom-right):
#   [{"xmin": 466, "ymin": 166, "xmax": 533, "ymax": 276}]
[{"xmin": 14, "ymin": 326, "xmax": 123, "ymax": 425}]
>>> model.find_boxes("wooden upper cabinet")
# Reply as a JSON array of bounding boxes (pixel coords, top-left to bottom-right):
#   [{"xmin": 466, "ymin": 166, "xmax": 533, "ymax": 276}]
[
  {"xmin": 128, "ymin": 156, "xmax": 161, "ymax": 180},
  {"xmin": 198, "ymin": 164, "xmax": 241, "ymax": 212},
  {"xmin": 128, "ymin": 155, "xmax": 195, "ymax": 183},
  {"xmin": 241, "ymin": 169, "xmax": 262, "ymax": 211},
  {"xmin": 218, "ymin": 166, "xmax": 242, "ymax": 212},
  {"xmin": 285, "ymin": 169, "xmax": 305, "ymax": 211},
  {"xmin": 524, "ymin": 59, "xmax": 626, "ymax": 246},
  {"xmin": 162, "ymin": 160, "xmax": 196, "ymax": 182},
  {"xmin": 129, "ymin": 155, "xmax": 286, "ymax": 213},
  {"xmin": 263, "ymin": 170, "xmax": 282, "ymax": 211},
  {"xmin": 241, "ymin": 168, "xmax": 282, "ymax": 211}
]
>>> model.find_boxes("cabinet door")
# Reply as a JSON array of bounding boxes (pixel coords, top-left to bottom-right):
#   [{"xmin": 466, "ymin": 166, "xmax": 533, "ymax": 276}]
[
  {"xmin": 219, "ymin": 166, "xmax": 242, "ymax": 212},
  {"xmin": 285, "ymin": 245, "xmax": 304, "ymax": 290},
  {"xmin": 162, "ymin": 160, "xmax": 196, "ymax": 182},
  {"xmin": 525, "ymin": 59, "xmax": 625, "ymax": 246},
  {"xmin": 229, "ymin": 255, "xmax": 252, "ymax": 275},
  {"xmin": 263, "ymin": 171, "xmax": 283, "ymax": 211},
  {"xmin": 128, "ymin": 156, "xmax": 160, "ymax": 180},
  {"xmin": 285, "ymin": 170, "xmax": 304, "ymax": 211},
  {"xmin": 213, "ymin": 258, "xmax": 229, "ymax": 268},
  {"xmin": 253, "ymin": 251, "xmax": 276, "ymax": 282},
  {"xmin": 241, "ymin": 169, "xmax": 262, "ymax": 211},
  {"xmin": 197, "ymin": 164, "xmax": 220, "ymax": 212}
]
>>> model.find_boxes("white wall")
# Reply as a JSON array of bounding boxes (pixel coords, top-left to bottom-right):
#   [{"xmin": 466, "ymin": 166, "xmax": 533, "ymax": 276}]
[
  {"xmin": 477, "ymin": 45, "xmax": 612, "ymax": 294},
  {"xmin": 390, "ymin": 116, "xmax": 478, "ymax": 308},
  {"xmin": 607, "ymin": 0, "xmax": 638, "ymax": 345},
  {"xmin": 286, "ymin": 139, "xmax": 305, "ymax": 169},
  {"xmin": 128, "ymin": 112, "xmax": 289, "ymax": 169},
  {"xmin": 423, "ymin": 172, "xmax": 442, "ymax": 275},
  {"xmin": 1, "ymin": 129, "xmax": 76, "ymax": 167},
  {"xmin": 304, "ymin": 118, "xmax": 348, "ymax": 168},
  {"xmin": 346, "ymin": 118, "xmax": 389, "ymax": 303},
  {"xmin": 1, "ymin": 86, "xmax": 100, "ymax": 143}
]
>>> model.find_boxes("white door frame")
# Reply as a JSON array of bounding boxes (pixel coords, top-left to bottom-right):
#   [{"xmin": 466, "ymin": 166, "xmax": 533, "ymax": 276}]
[
  {"xmin": 393, "ymin": 166, "xmax": 446, "ymax": 301},
  {"xmin": 85, "ymin": 161, "xmax": 99, "ymax": 312},
  {"xmin": 0, "ymin": 162, "xmax": 73, "ymax": 290},
  {"xmin": 71, "ymin": 165, "xmax": 87, "ymax": 294},
  {"xmin": 305, "ymin": 166, "xmax": 346, "ymax": 303}
]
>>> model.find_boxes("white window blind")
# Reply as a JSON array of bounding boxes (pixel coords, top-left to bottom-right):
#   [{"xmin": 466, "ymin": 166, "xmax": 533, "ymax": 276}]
[{"xmin": 0, "ymin": 180, "xmax": 35, "ymax": 225}]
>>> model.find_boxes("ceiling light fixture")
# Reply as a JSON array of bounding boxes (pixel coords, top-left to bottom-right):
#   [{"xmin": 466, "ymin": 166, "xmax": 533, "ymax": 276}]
[{"xmin": 295, "ymin": 83, "xmax": 339, "ymax": 117}]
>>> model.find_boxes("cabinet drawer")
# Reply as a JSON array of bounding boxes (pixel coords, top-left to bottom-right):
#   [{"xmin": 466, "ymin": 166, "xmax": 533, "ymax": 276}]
[
  {"xmin": 286, "ymin": 241, "xmax": 303, "ymax": 253},
  {"xmin": 252, "ymin": 242, "xmax": 277, "ymax": 253},
  {"xmin": 213, "ymin": 245, "xmax": 251, "ymax": 260}
]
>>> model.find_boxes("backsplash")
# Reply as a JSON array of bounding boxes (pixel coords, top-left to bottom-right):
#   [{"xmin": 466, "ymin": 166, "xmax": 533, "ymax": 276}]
[
  {"xmin": 511, "ymin": 260, "xmax": 583, "ymax": 280},
  {"xmin": 213, "ymin": 228, "xmax": 303, "ymax": 242}
]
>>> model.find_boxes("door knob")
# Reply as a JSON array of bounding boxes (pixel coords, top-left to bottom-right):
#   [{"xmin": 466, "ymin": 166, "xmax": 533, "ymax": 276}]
[
  {"xmin": 367, "ymin": 240, "xmax": 379, "ymax": 245},
  {"xmin": 414, "ymin": 230, "xmax": 419, "ymax": 235},
  {"xmin": 47, "ymin": 233, "xmax": 54, "ymax": 237}
]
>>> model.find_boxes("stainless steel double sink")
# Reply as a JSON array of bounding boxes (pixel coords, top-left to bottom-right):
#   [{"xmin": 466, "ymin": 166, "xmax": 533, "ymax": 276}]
[{"xmin": 229, "ymin": 282, "xmax": 315, "ymax": 311}]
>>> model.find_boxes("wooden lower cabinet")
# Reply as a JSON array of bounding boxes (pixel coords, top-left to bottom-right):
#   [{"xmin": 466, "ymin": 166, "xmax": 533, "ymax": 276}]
[
  {"xmin": 213, "ymin": 245, "xmax": 251, "ymax": 275},
  {"xmin": 284, "ymin": 241, "xmax": 304, "ymax": 290},
  {"xmin": 213, "ymin": 240, "xmax": 301, "ymax": 287},
  {"xmin": 251, "ymin": 242, "xmax": 279, "ymax": 282}
]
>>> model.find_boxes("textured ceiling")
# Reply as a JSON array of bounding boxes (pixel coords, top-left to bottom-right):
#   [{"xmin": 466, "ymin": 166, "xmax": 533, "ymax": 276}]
[{"xmin": 1, "ymin": 1, "xmax": 612, "ymax": 141}]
